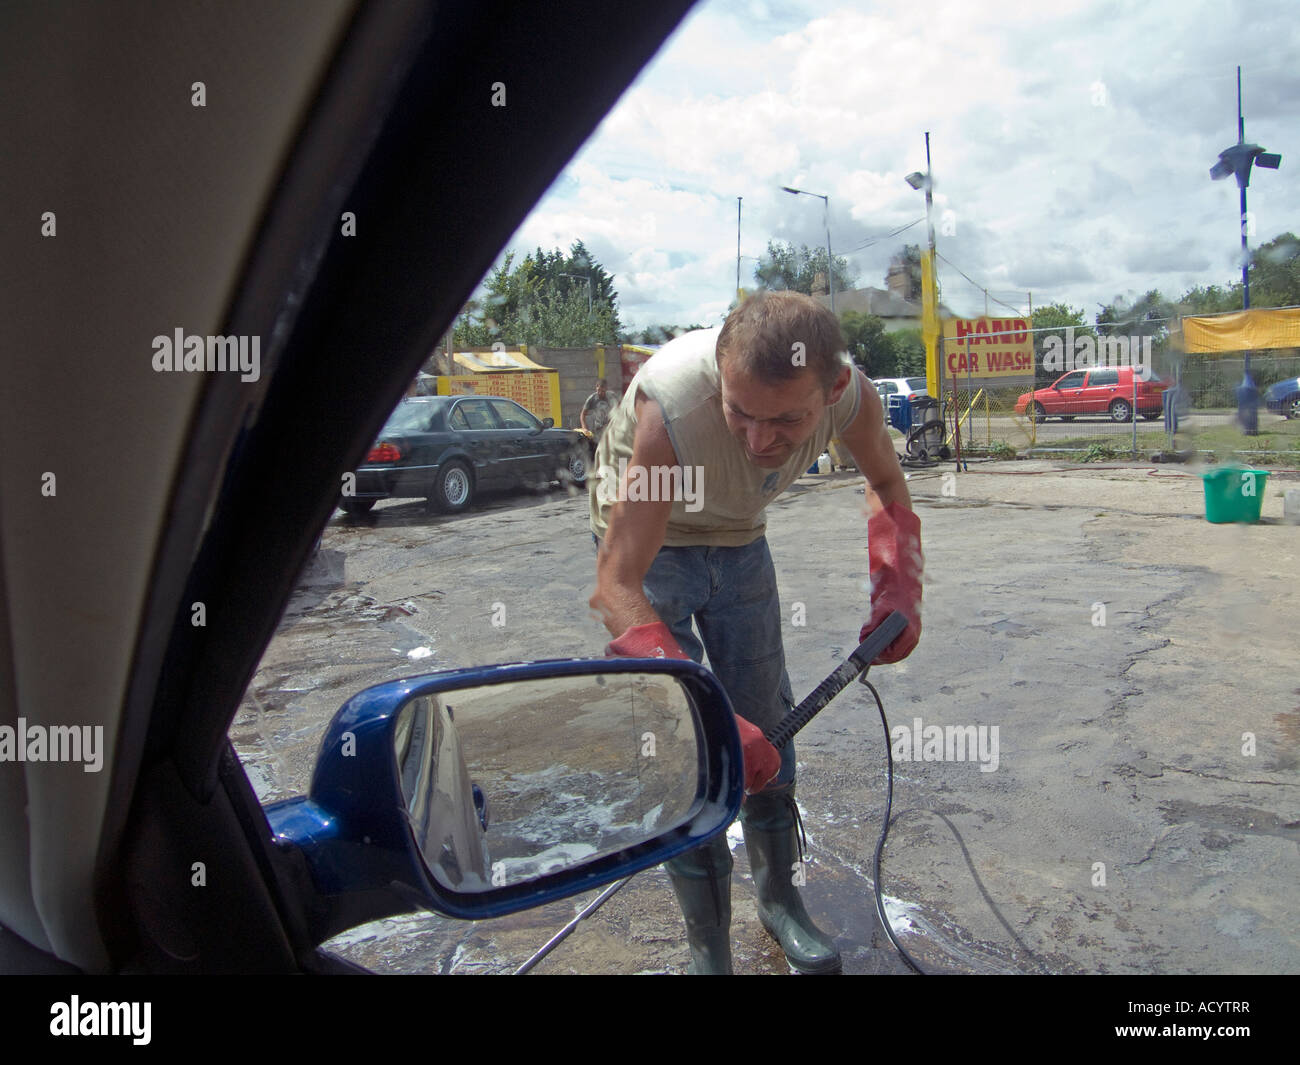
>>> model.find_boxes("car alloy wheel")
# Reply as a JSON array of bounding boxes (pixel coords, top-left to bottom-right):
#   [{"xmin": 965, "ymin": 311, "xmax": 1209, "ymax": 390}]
[
  {"xmin": 1029, "ymin": 401, "xmax": 1046, "ymax": 419},
  {"xmin": 1289, "ymin": 396, "xmax": 1300, "ymax": 419},
  {"xmin": 434, "ymin": 460, "xmax": 473, "ymax": 512},
  {"xmin": 566, "ymin": 452, "xmax": 588, "ymax": 486},
  {"xmin": 1109, "ymin": 399, "xmax": 1132, "ymax": 422}
]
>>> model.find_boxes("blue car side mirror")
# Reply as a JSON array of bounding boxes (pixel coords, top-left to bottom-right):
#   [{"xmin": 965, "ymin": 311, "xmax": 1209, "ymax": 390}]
[{"xmin": 265, "ymin": 657, "xmax": 743, "ymax": 945}]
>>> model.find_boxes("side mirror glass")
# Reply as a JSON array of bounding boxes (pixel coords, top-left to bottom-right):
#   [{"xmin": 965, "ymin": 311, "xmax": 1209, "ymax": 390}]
[
  {"xmin": 267, "ymin": 657, "xmax": 741, "ymax": 943},
  {"xmin": 396, "ymin": 671, "xmax": 700, "ymax": 892}
]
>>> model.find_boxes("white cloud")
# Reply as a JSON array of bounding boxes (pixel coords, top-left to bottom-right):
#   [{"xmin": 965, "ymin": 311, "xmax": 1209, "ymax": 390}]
[{"xmin": 490, "ymin": 0, "xmax": 1300, "ymax": 329}]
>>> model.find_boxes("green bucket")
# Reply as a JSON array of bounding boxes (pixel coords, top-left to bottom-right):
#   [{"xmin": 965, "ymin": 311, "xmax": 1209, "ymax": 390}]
[{"xmin": 1200, "ymin": 466, "xmax": 1269, "ymax": 524}]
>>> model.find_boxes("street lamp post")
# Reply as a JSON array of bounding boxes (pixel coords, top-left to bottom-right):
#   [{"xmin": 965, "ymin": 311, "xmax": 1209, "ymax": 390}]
[
  {"xmin": 736, "ymin": 196, "xmax": 743, "ymax": 304},
  {"xmin": 781, "ymin": 185, "xmax": 834, "ymax": 312},
  {"xmin": 1210, "ymin": 66, "xmax": 1281, "ymax": 435},
  {"xmin": 559, "ymin": 272, "xmax": 593, "ymax": 314}
]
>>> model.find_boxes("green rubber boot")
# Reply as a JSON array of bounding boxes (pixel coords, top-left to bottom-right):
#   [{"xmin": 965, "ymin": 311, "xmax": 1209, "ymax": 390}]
[
  {"xmin": 664, "ymin": 833, "xmax": 733, "ymax": 975},
  {"xmin": 740, "ymin": 783, "xmax": 842, "ymax": 974}
]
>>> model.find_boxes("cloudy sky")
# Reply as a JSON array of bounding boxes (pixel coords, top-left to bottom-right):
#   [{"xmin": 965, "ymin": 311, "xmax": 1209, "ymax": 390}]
[{"xmin": 499, "ymin": 0, "xmax": 1300, "ymax": 331}]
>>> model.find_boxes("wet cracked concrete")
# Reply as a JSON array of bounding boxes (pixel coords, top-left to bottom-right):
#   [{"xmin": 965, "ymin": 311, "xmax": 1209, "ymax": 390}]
[{"xmin": 231, "ymin": 463, "xmax": 1299, "ymax": 974}]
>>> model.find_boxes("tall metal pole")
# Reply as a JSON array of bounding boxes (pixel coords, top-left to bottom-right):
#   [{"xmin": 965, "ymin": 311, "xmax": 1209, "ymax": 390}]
[
  {"xmin": 924, "ymin": 133, "xmax": 935, "ymax": 254},
  {"xmin": 824, "ymin": 197, "xmax": 835, "ymax": 313},
  {"xmin": 1238, "ymin": 67, "xmax": 1251, "ymax": 316},
  {"xmin": 923, "ymin": 132, "xmax": 941, "ymax": 413},
  {"xmin": 737, "ymin": 196, "xmax": 742, "ymax": 302},
  {"xmin": 1236, "ymin": 65, "xmax": 1257, "ymax": 434}
]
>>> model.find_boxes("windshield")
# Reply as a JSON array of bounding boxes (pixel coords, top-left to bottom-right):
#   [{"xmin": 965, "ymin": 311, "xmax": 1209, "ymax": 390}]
[{"xmin": 229, "ymin": 0, "xmax": 1300, "ymax": 977}]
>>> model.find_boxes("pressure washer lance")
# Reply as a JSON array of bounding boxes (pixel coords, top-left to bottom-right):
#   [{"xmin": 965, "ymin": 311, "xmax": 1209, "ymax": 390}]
[{"xmin": 514, "ymin": 610, "xmax": 909, "ymax": 975}]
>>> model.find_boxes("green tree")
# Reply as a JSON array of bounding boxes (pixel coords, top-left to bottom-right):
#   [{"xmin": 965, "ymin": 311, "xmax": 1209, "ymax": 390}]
[
  {"xmin": 753, "ymin": 241, "xmax": 858, "ymax": 297},
  {"xmin": 620, "ymin": 323, "xmax": 708, "ymax": 345},
  {"xmin": 528, "ymin": 239, "xmax": 622, "ymax": 332},
  {"xmin": 841, "ymin": 311, "xmax": 895, "ymax": 376},
  {"xmin": 1167, "ymin": 233, "xmax": 1300, "ymax": 315},
  {"xmin": 1176, "ymin": 283, "xmax": 1241, "ymax": 316},
  {"xmin": 1095, "ymin": 290, "xmax": 1177, "ymax": 377},
  {"xmin": 455, "ymin": 242, "xmax": 622, "ymax": 347},
  {"xmin": 1030, "ymin": 302, "xmax": 1094, "ymax": 385},
  {"xmin": 889, "ymin": 327, "xmax": 926, "ymax": 377},
  {"xmin": 1095, "ymin": 290, "xmax": 1175, "ymax": 338},
  {"xmin": 1243, "ymin": 231, "xmax": 1300, "ymax": 309},
  {"xmin": 888, "ymin": 245, "xmax": 923, "ymax": 301}
]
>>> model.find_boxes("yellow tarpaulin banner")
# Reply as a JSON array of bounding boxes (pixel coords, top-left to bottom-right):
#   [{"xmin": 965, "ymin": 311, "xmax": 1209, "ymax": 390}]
[
  {"xmin": 451, "ymin": 349, "xmax": 554, "ymax": 372},
  {"xmin": 921, "ymin": 249, "xmax": 940, "ymax": 397},
  {"xmin": 1177, "ymin": 307, "xmax": 1300, "ymax": 353}
]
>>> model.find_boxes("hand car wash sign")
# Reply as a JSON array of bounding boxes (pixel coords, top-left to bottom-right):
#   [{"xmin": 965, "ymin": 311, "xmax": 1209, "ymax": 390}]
[{"xmin": 942, "ymin": 317, "xmax": 1035, "ymax": 384}]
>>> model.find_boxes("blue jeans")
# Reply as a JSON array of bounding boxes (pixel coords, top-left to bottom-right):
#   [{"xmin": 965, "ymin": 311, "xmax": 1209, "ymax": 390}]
[{"xmin": 597, "ymin": 534, "xmax": 797, "ymax": 788}]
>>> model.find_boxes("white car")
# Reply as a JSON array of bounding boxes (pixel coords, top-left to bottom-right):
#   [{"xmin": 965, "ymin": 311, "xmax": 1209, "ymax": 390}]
[{"xmin": 873, "ymin": 377, "xmax": 929, "ymax": 407}]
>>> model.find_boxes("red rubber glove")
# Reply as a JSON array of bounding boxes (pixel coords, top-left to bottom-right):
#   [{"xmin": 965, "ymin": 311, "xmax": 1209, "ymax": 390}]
[
  {"xmin": 862, "ymin": 502, "xmax": 922, "ymax": 664},
  {"xmin": 605, "ymin": 621, "xmax": 692, "ymax": 660},
  {"xmin": 606, "ymin": 621, "xmax": 781, "ymax": 793},
  {"xmin": 732, "ymin": 714, "xmax": 782, "ymax": 795}
]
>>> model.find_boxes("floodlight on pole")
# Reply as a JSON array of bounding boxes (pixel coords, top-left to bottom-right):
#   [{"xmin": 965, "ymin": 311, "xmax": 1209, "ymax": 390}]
[{"xmin": 781, "ymin": 185, "xmax": 834, "ymax": 312}]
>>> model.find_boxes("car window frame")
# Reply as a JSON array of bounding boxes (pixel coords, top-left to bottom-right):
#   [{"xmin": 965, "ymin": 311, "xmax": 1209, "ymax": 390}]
[
  {"xmin": 488, "ymin": 397, "xmax": 542, "ymax": 431},
  {"xmin": 449, "ymin": 397, "xmax": 499, "ymax": 431}
]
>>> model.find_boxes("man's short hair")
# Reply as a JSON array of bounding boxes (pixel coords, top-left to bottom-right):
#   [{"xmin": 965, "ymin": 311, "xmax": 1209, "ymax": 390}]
[
  {"xmin": 595, "ymin": 377, "xmax": 607, "ymax": 387},
  {"xmin": 716, "ymin": 291, "xmax": 850, "ymax": 394}
]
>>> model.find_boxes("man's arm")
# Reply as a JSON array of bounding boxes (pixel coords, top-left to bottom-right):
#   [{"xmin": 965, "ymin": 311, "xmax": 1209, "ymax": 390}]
[
  {"xmin": 833, "ymin": 368, "xmax": 922, "ymax": 664},
  {"xmin": 589, "ymin": 388, "xmax": 675, "ymax": 637},
  {"xmin": 834, "ymin": 368, "xmax": 911, "ymax": 512},
  {"xmin": 591, "ymin": 389, "xmax": 783, "ymax": 793}
]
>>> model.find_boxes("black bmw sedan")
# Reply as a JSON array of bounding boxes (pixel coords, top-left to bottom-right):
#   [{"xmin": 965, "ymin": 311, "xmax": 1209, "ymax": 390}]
[{"xmin": 341, "ymin": 395, "xmax": 589, "ymax": 514}]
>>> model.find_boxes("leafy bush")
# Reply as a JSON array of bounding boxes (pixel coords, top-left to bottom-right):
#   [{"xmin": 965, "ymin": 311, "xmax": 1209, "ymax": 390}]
[{"xmin": 1081, "ymin": 442, "xmax": 1121, "ymax": 462}]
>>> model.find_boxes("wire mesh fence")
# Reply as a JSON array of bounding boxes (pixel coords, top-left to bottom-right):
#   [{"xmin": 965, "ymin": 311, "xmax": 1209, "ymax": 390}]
[{"xmin": 932, "ymin": 354, "xmax": 1300, "ymax": 461}]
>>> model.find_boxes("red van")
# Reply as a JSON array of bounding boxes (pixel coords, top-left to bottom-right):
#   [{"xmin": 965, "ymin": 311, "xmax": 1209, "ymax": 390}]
[{"xmin": 1015, "ymin": 366, "xmax": 1168, "ymax": 422}]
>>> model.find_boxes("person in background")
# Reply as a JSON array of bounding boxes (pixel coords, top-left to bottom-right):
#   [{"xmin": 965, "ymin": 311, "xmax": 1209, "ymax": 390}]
[{"xmin": 580, "ymin": 378, "xmax": 613, "ymax": 441}]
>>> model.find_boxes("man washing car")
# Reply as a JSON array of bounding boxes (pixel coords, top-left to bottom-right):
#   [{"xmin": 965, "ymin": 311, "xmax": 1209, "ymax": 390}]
[{"xmin": 589, "ymin": 291, "xmax": 923, "ymax": 974}]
